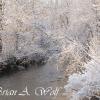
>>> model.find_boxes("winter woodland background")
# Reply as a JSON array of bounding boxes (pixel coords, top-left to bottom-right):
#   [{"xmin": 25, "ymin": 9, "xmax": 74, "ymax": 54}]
[{"xmin": 0, "ymin": 0, "xmax": 100, "ymax": 100}]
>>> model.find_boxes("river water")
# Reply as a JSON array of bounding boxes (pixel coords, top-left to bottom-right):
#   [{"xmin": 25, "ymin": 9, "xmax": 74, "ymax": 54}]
[{"xmin": 0, "ymin": 61, "xmax": 67, "ymax": 100}]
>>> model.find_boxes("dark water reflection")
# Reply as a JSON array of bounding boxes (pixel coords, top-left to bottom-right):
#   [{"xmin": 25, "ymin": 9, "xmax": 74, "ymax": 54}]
[{"xmin": 0, "ymin": 62, "xmax": 67, "ymax": 100}]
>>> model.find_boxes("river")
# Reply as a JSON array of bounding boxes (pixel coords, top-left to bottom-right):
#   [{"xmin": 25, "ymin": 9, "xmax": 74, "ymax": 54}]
[{"xmin": 0, "ymin": 61, "xmax": 67, "ymax": 100}]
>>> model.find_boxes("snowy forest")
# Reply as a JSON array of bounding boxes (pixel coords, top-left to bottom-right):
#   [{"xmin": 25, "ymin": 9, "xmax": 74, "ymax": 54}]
[{"xmin": 0, "ymin": 0, "xmax": 100, "ymax": 100}]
